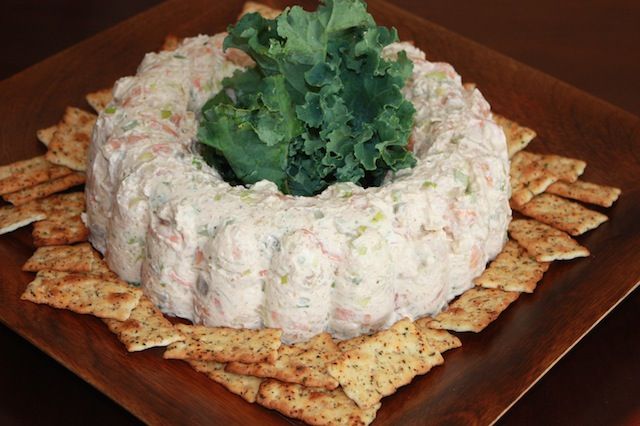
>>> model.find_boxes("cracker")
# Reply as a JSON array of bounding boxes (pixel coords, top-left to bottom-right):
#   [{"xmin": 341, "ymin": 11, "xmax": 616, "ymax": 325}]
[
  {"xmin": 85, "ymin": 88, "xmax": 113, "ymax": 113},
  {"xmin": 21, "ymin": 270, "xmax": 142, "ymax": 320},
  {"xmin": 510, "ymin": 151, "xmax": 559, "ymax": 207},
  {"xmin": 161, "ymin": 34, "xmax": 182, "ymax": 51},
  {"xmin": 473, "ymin": 240, "xmax": 550, "ymax": 293},
  {"xmin": 336, "ymin": 335, "xmax": 369, "ymax": 353},
  {"xmin": 22, "ymin": 243, "xmax": 99, "ymax": 273},
  {"xmin": 239, "ymin": 1, "xmax": 282, "ymax": 19},
  {"xmin": 546, "ymin": 179, "xmax": 621, "ymax": 208},
  {"xmin": 425, "ymin": 287, "xmax": 520, "ymax": 333},
  {"xmin": 32, "ymin": 215, "xmax": 89, "ymax": 247},
  {"xmin": 36, "ymin": 191, "xmax": 85, "ymax": 218},
  {"xmin": 493, "ymin": 114, "xmax": 537, "ymax": 158},
  {"xmin": 413, "ymin": 319, "xmax": 462, "ymax": 353},
  {"xmin": 326, "ymin": 318, "xmax": 441, "ymax": 409},
  {"xmin": 45, "ymin": 107, "xmax": 97, "ymax": 171},
  {"xmin": 516, "ymin": 193, "xmax": 608, "ymax": 236},
  {"xmin": 0, "ymin": 203, "xmax": 46, "ymax": 235},
  {"xmin": 104, "ymin": 297, "xmax": 184, "ymax": 352},
  {"xmin": 164, "ymin": 324, "xmax": 282, "ymax": 364},
  {"xmin": 2, "ymin": 172, "xmax": 85, "ymax": 205},
  {"xmin": 0, "ymin": 156, "xmax": 72, "ymax": 194},
  {"xmin": 508, "ymin": 219, "xmax": 590, "ymax": 262},
  {"xmin": 257, "ymin": 379, "xmax": 381, "ymax": 426},
  {"xmin": 37, "ymin": 125, "xmax": 58, "ymax": 147},
  {"xmin": 188, "ymin": 360, "xmax": 263, "ymax": 403},
  {"xmin": 226, "ymin": 332, "xmax": 340, "ymax": 390}
]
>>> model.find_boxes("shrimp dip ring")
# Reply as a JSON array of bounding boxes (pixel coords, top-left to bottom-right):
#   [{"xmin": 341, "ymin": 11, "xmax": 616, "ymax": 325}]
[{"xmin": 86, "ymin": 24, "xmax": 510, "ymax": 342}]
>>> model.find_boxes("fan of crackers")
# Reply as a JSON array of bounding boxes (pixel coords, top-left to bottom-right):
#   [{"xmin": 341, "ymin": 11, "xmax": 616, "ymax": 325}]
[{"xmin": 0, "ymin": 2, "xmax": 622, "ymax": 425}]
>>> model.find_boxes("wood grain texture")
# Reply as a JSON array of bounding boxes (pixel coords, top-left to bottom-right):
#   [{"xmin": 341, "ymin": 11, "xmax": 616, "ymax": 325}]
[{"xmin": 0, "ymin": 0, "xmax": 639, "ymax": 425}]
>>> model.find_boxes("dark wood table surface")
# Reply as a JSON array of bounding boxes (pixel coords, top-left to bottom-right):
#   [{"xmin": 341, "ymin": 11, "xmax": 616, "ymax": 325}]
[{"xmin": 1, "ymin": 1, "xmax": 638, "ymax": 425}]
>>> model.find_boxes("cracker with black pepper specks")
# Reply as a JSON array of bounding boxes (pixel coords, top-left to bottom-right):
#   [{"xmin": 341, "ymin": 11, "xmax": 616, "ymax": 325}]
[
  {"xmin": 3, "ymin": 172, "xmax": 85, "ymax": 205},
  {"xmin": 164, "ymin": 324, "xmax": 282, "ymax": 364},
  {"xmin": 22, "ymin": 243, "xmax": 101, "ymax": 273},
  {"xmin": 0, "ymin": 203, "xmax": 46, "ymax": 235},
  {"xmin": 493, "ymin": 114, "xmax": 537, "ymax": 158},
  {"xmin": 425, "ymin": 287, "xmax": 520, "ymax": 333},
  {"xmin": 257, "ymin": 379, "xmax": 381, "ymax": 426},
  {"xmin": 36, "ymin": 125, "xmax": 58, "ymax": 147},
  {"xmin": 326, "ymin": 318, "xmax": 441, "ymax": 409},
  {"xmin": 85, "ymin": 88, "xmax": 113, "ymax": 113},
  {"xmin": 546, "ymin": 179, "xmax": 621, "ymax": 208},
  {"xmin": 516, "ymin": 193, "xmax": 608, "ymax": 235},
  {"xmin": 104, "ymin": 297, "xmax": 184, "ymax": 352},
  {"xmin": 45, "ymin": 107, "xmax": 96, "ymax": 171},
  {"xmin": 0, "ymin": 156, "xmax": 72, "ymax": 195},
  {"xmin": 413, "ymin": 319, "xmax": 462, "ymax": 352},
  {"xmin": 473, "ymin": 240, "xmax": 550, "ymax": 293},
  {"xmin": 21, "ymin": 270, "xmax": 142, "ymax": 320},
  {"xmin": 226, "ymin": 332, "xmax": 340, "ymax": 390},
  {"xmin": 508, "ymin": 219, "xmax": 590, "ymax": 261},
  {"xmin": 189, "ymin": 360, "xmax": 263, "ymax": 403}
]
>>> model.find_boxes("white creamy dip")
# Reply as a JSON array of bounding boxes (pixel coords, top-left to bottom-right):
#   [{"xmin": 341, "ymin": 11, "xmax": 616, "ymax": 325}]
[{"xmin": 85, "ymin": 34, "xmax": 510, "ymax": 342}]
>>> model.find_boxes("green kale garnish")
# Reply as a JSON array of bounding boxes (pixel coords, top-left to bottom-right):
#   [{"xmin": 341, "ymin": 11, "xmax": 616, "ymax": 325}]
[{"xmin": 198, "ymin": 0, "xmax": 416, "ymax": 196}]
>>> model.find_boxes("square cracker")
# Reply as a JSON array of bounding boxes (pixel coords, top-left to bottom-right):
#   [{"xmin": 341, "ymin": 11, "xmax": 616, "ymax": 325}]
[
  {"xmin": 3, "ymin": 172, "xmax": 85, "ymax": 205},
  {"xmin": 33, "ymin": 215, "xmax": 89, "ymax": 247},
  {"xmin": 226, "ymin": 332, "xmax": 340, "ymax": 390},
  {"xmin": 0, "ymin": 156, "xmax": 72, "ymax": 195},
  {"xmin": 37, "ymin": 125, "xmax": 58, "ymax": 147},
  {"xmin": 493, "ymin": 113, "xmax": 537, "ymax": 158},
  {"xmin": 425, "ymin": 287, "xmax": 520, "ymax": 333},
  {"xmin": 21, "ymin": 270, "xmax": 142, "ymax": 321},
  {"xmin": 413, "ymin": 319, "xmax": 462, "ymax": 353},
  {"xmin": 546, "ymin": 179, "xmax": 621, "ymax": 208},
  {"xmin": 256, "ymin": 379, "xmax": 381, "ymax": 426},
  {"xmin": 239, "ymin": 1, "xmax": 282, "ymax": 19},
  {"xmin": 188, "ymin": 360, "xmax": 263, "ymax": 403},
  {"xmin": 473, "ymin": 240, "xmax": 550, "ymax": 293},
  {"xmin": 510, "ymin": 151, "xmax": 586, "ymax": 207},
  {"xmin": 45, "ymin": 107, "xmax": 97, "ymax": 171},
  {"xmin": 510, "ymin": 151, "xmax": 559, "ymax": 207},
  {"xmin": 0, "ymin": 203, "xmax": 46, "ymax": 235},
  {"xmin": 508, "ymin": 219, "xmax": 589, "ymax": 262},
  {"xmin": 22, "ymin": 243, "xmax": 101, "ymax": 273},
  {"xmin": 164, "ymin": 324, "xmax": 282, "ymax": 364},
  {"xmin": 326, "ymin": 318, "xmax": 442, "ymax": 409},
  {"xmin": 36, "ymin": 191, "xmax": 85, "ymax": 218},
  {"xmin": 104, "ymin": 297, "xmax": 185, "ymax": 352},
  {"xmin": 85, "ymin": 88, "xmax": 113, "ymax": 113},
  {"xmin": 516, "ymin": 193, "xmax": 608, "ymax": 236}
]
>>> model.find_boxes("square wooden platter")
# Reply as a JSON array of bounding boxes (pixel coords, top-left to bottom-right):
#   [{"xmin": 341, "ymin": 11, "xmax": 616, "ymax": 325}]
[{"xmin": 0, "ymin": 0, "xmax": 638, "ymax": 424}]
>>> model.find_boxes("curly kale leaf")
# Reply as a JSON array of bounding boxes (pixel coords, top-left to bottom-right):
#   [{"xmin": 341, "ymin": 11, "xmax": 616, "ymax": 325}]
[{"xmin": 198, "ymin": 0, "xmax": 416, "ymax": 196}]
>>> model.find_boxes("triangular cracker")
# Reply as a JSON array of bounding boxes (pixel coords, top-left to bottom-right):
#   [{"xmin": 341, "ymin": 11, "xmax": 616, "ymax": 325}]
[
  {"xmin": 473, "ymin": 240, "xmax": 550, "ymax": 293},
  {"xmin": 188, "ymin": 360, "xmax": 263, "ymax": 403},
  {"xmin": 37, "ymin": 125, "xmax": 58, "ymax": 147},
  {"xmin": 22, "ymin": 243, "xmax": 100, "ymax": 273},
  {"xmin": 164, "ymin": 324, "xmax": 282, "ymax": 364},
  {"xmin": 45, "ymin": 107, "xmax": 97, "ymax": 171},
  {"xmin": 413, "ymin": 319, "xmax": 462, "ymax": 353},
  {"xmin": 85, "ymin": 88, "xmax": 113, "ymax": 113},
  {"xmin": 33, "ymin": 215, "xmax": 89, "ymax": 247},
  {"xmin": 3, "ymin": 172, "xmax": 85, "ymax": 205},
  {"xmin": 21, "ymin": 270, "xmax": 142, "ymax": 321},
  {"xmin": 516, "ymin": 193, "xmax": 608, "ymax": 235},
  {"xmin": 326, "ymin": 318, "xmax": 442, "ymax": 409},
  {"xmin": 425, "ymin": 287, "xmax": 520, "ymax": 333},
  {"xmin": 0, "ymin": 156, "xmax": 72, "ymax": 194},
  {"xmin": 508, "ymin": 219, "xmax": 590, "ymax": 262},
  {"xmin": 256, "ymin": 379, "xmax": 381, "ymax": 426},
  {"xmin": 493, "ymin": 113, "xmax": 537, "ymax": 158},
  {"xmin": 104, "ymin": 297, "xmax": 185, "ymax": 352},
  {"xmin": 226, "ymin": 332, "xmax": 340, "ymax": 390},
  {"xmin": 546, "ymin": 179, "xmax": 621, "ymax": 208},
  {"xmin": 0, "ymin": 203, "xmax": 46, "ymax": 235}
]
